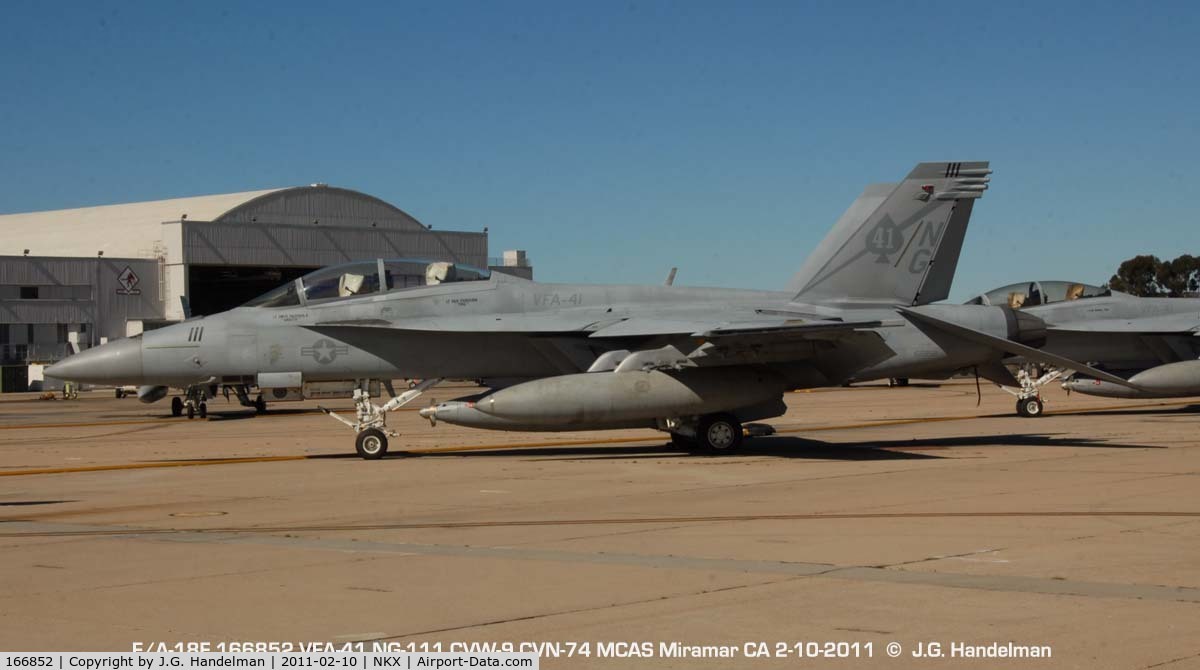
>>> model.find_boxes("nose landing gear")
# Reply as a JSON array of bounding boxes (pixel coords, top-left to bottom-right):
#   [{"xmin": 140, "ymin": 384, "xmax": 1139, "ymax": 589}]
[
  {"xmin": 999, "ymin": 364, "xmax": 1062, "ymax": 417},
  {"xmin": 321, "ymin": 378, "xmax": 443, "ymax": 459}
]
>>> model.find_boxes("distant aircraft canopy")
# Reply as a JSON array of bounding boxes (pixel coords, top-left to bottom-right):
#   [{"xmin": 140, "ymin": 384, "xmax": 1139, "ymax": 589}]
[{"xmin": 965, "ymin": 280, "xmax": 1110, "ymax": 308}]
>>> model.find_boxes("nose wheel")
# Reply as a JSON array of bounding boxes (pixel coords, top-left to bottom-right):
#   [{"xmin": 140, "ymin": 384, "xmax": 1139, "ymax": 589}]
[
  {"xmin": 1016, "ymin": 396, "xmax": 1044, "ymax": 417},
  {"xmin": 355, "ymin": 428, "xmax": 389, "ymax": 459}
]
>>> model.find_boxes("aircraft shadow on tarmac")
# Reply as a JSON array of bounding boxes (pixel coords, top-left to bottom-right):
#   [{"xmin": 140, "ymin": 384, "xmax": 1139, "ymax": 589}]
[
  {"xmin": 1053, "ymin": 403, "xmax": 1200, "ymax": 418},
  {"xmin": 309, "ymin": 431, "xmax": 1161, "ymax": 462},
  {"xmin": 163, "ymin": 408, "xmax": 320, "ymax": 421},
  {"xmin": 133, "ymin": 430, "xmax": 1162, "ymax": 466},
  {"xmin": 144, "ymin": 400, "xmax": 1200, "ymax": 423}
]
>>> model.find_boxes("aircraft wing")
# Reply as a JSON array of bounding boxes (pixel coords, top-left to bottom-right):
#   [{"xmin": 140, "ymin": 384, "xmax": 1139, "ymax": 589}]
[
  {"xmin": 314, "ymin": 314, "xmax": 619, "ymax": 334},
  {"xmin": 312, "ymin": 313, "xmax": 895, "ymax": 371},
  {"xmin": 315, "ymin": 313, "xmax": 892, "ymax": 341},
  {"xmin": 580, "ymin": 317, "xmax": 895, "ymax": 371},
  {"xmin": 680, "ymin": 319, "xmax": 896, "ymax": 368},
  {"xmin": 696, "ymin": 319, "xmax": 889, "ymax": 338},
  {"xmin": 586, "ymin": 316, "xmax": 889, "ymax": 340}
]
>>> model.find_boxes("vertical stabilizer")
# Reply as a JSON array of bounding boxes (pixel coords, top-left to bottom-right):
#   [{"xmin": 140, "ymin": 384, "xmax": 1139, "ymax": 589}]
[{"xmin": 788, "ymin": 161, "xmax": 990, "ymax": 305}]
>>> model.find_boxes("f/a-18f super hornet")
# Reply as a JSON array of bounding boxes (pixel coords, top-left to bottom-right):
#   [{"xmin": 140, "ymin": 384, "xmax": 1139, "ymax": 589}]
[
  {"xmin": 47, "ymin": 161, "xmax": 1139, "ymax": 458},
  {"xmin": 965, "ymin": 280, "xmax": 1200, "ymax": 415}
]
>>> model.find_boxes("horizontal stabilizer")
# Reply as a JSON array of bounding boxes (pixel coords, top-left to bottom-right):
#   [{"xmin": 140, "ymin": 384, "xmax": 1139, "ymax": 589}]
[{"xmin": 898, "ymin": 307, "xmax": 1144, "ymax": 391}]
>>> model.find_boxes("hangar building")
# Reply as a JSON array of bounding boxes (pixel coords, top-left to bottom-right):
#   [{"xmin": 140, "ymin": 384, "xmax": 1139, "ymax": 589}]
[{"xmin": 0, "ymin": 184, "xmax": 530, "ymax": 391}]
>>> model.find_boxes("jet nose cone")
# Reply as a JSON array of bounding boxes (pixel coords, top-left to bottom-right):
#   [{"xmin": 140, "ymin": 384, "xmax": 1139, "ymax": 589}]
[{"xmin": 45, "ymin": 337, "xmax": 144, "ymax": 384}]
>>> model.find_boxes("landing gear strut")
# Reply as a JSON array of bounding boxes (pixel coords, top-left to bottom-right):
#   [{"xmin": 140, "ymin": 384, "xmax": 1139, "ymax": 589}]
[
  {"xmin": 999, "ymin": 364, "xmax": 1062, "ymax": 418},
  {"xmin": 179, "ymin": 386, "xmax": 208, "ymax": 420},
  {"xmin": 322, "ymin": 378, "xmax": 443, "ymax": 459},
  {"xmin": 233, "ymin": 385, "xmax": 268, "ymax": 415}
]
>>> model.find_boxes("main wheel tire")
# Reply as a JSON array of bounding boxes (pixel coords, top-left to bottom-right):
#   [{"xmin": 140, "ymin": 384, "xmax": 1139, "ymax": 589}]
[
  {"xmin": 1020, "ymin": 397, "xmax": 1044, "ymax": 417},
  {"xmin": 115, "ymin": 389, "xmax": 124, "ymax": 399},
  {"xmin": 186, "ymin": 404, "xmax": 195, "ymax": 420},
  {"xmin": 254, "ymin": 395, "xmax": 267, "ymax": 414},
  {"xmin": 171, "ymin": 397, "xmax": 183, "ymax": 417},
  {"xmin": 198, "ymin": 402, "xmax": 207, "ymax": 419},
  {"xmin": 696, "ymin": 413, "xmax": 743, "ymax": 453},
  {"xmin": 355, "ymin": 428, "xmax": 389, "ymax": 460}
]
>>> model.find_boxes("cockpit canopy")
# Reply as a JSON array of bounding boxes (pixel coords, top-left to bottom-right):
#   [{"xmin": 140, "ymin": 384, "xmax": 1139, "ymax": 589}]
[
  {"xmin": 243, "ymin": 259, "xmax": 491, "ymax": 308},
  {"xmin": 964, "ymin": 280, "xmax": 1109, "ymax": 308}
]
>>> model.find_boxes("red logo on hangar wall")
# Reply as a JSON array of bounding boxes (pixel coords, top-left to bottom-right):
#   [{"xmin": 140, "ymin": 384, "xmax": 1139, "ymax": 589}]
[{"xmin": 116, "ymin": 266, "xmax": 142, "ymax": 295}]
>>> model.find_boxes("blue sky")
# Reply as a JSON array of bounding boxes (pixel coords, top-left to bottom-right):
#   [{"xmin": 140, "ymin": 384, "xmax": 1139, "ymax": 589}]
[{"xmin": 1, "ymin": 1, "xmax": 1197, "ymax": 299}]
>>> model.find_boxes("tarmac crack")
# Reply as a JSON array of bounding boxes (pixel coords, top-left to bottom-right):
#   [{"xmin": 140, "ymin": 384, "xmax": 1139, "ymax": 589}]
[
  {"xmin": 873, "ymin": 547, "xmax": 1008, "ymax": 569},
  {"xmin": 1144, "ymin": 650, "xmax": 1200, "ymax": 668},
  {"xmin": 359, "ymin": 575, "xmax": 805, "ymax": 642}
]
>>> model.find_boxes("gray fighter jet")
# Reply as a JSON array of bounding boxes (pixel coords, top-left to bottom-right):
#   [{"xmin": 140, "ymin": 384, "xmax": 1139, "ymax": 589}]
[
  {"xmin": 965, "ymin": 281, "xmax": 1200, "ymax": 413},
  {"xmin": 48, "ymin": 161, "xmax": 1136, "ymax": 458}
]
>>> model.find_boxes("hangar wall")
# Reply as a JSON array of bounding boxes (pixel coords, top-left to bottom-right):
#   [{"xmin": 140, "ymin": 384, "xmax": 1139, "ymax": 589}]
[
  {"xmin": 0, "ymin": 256, "xmax": 162, "ymax": 392},
  {"xmin": 0, "ymin": 184, "xmax": 527, "ymax": 389}
]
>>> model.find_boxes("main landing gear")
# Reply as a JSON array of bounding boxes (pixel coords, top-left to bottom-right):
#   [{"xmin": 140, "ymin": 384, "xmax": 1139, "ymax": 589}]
[
  {"xmin": 999, "ymin": 364, "xmax": 1062, "ymax": 418},
  {"xmin": 321, "ymin": 378, "xmax": 443, "ymax": 460},
  {"xmin": 172, "ymin": 386, "xmax": 208, "ymax": 420},
  {"xmin": 662, "ymin": 413, "xmax": 773, "ymax": 453},
  {"xmin": 232, "ymin": 385, "xmax": 268, "ymax": 414}
]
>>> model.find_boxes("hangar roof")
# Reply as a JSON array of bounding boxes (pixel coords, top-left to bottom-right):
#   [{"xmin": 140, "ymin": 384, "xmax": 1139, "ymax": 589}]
[{"xmin": 0, "ymin": 185, "xmax": 431, "ymax": 259}]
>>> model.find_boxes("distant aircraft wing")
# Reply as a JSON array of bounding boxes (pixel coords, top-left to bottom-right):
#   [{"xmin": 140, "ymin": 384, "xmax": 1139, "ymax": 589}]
[
  {"xmin": 1048, "ymin": 315, "xmax": 1200, "ymax": 334},
  {"xmin": 898, "ymin": 307, "xmax": 1145, "ymax": 390}
]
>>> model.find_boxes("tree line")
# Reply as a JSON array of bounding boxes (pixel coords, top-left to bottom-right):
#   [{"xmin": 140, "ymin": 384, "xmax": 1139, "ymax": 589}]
[{"xmin": 1107, "ymin": 254, "xmax": 1199, "ymax": 297}]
